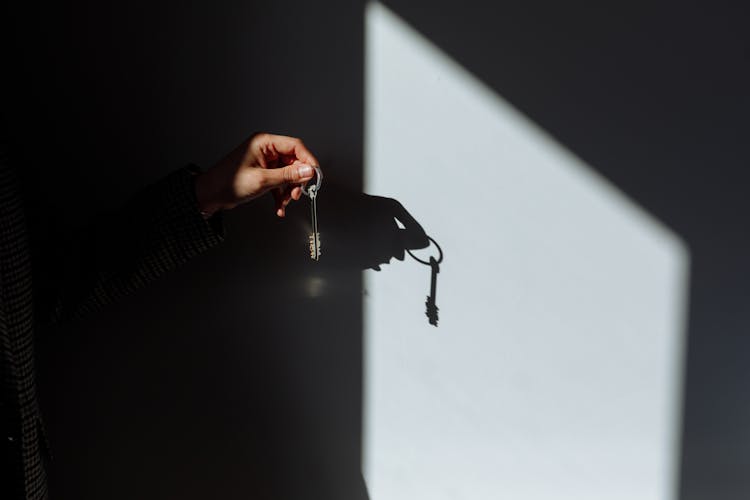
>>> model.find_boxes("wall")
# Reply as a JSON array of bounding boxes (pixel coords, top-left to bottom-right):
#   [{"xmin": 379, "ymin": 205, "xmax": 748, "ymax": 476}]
[
  {"xmin": 4, "ymin": 1, "xmax": 749, "ymax": 499},
  {"xmin": 10, "ymin": 1, "xmax": 368, "ymax": 499}
]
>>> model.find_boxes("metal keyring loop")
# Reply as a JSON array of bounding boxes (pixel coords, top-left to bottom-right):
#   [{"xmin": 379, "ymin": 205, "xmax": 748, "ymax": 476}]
[
  {"xmin": 301, "ymin": 166, "xmax": 323, "ymax": 197},
  {"xmin": 406, "ymin": 236, "xmax": 443, "ymax": 266}
]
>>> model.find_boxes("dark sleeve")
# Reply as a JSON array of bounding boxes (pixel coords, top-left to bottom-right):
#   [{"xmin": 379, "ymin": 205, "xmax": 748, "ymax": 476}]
[{"xmin": 34, "ymin": 165, "xmax": 225, "ymax": 326}]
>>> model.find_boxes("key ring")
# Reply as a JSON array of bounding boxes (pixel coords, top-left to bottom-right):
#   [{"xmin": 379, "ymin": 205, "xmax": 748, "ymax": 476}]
[{"xmin": 301, "ymin": 166, "xmax": 323, "ymax": 197}]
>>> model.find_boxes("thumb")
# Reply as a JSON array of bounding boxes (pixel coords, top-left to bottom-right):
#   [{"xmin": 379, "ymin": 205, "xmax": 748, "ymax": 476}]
[{"xmin": 263, "ymin": 162, "xmax": 315, "ymax": 189}]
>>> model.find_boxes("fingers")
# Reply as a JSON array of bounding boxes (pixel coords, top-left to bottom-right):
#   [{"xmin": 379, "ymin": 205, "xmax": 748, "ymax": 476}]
[
  {"xmin": 272, "ymin": 187, "xmax": 290, "ymax": 218},
  {"xmin": 257, "ymin": 133, "xmax": 319, "ymax": 167},
  {"xmin": 272, "ymin": 184, "xmax": 303, "ymax": 217},
  {"xmin": 252, "ymin": 133, "xmax": 319, "ymax": 217},
  {"xmin": 263, "ymin": 162, "xmax": 315, "ymax": 191}
]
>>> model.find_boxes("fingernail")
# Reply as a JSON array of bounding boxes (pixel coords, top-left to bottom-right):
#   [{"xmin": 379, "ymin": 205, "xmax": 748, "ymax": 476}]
[{"xmin": 298, "ymin": 164, "xmax": 313, "ymax": 177}]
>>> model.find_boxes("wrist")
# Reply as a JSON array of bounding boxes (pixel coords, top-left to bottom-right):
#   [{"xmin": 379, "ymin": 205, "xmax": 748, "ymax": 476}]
[{"xmin": 194, "ymin": 171, "xmax": 225, "ymax": 218}]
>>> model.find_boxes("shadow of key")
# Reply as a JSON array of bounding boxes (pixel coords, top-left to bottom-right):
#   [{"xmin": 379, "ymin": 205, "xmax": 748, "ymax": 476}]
[{"xmin": 408, "ymin": 237, "xmax": 444, "ymax": 327}]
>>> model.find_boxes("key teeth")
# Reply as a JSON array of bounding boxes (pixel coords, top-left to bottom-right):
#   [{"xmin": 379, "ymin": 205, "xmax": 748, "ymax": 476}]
[{"xmin": 308, "ymin": 233, "xmax": 322, "ymax": 260}]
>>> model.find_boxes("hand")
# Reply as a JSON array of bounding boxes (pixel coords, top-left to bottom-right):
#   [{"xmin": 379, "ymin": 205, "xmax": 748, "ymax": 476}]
[{"xmin": 195, "ymin": 133, "xmax": 320, "ymax": 218}]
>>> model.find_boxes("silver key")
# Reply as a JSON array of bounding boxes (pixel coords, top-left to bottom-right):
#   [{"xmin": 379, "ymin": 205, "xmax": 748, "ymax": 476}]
[{"xmin": 302, "ymin": 167, "xmax": 323, "ymax": 261}]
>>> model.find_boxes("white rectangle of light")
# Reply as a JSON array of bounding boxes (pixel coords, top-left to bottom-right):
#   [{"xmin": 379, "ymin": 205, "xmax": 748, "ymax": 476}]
[{"xmin": 363, "ymin": 3, "xmax": 689, "ymax": 500}]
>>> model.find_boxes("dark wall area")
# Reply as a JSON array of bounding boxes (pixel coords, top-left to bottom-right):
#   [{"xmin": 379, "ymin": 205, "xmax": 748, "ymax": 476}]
[
  {"xmin": 6, "ymin": 1, "xmax": 368, "ymax": 499},
  {"xmin": 3, "ymin": 1, "xmax": 749, "ymax": 499}
]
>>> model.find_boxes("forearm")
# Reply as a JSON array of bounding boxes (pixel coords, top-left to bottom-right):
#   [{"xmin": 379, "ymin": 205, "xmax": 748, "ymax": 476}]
[{"xmin": 45, "ymin": 165, "xmax": 224, "ymax": 325}]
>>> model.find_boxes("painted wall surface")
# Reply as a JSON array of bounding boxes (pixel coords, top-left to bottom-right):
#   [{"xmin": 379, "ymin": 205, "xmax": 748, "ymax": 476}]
[
  {"xmin": 364, "ymin": 4, "xmax": 688, "ymax": 500},
  {"xmin": 3, "ymin": 1, "xmax": 749, "ymax": 499}
]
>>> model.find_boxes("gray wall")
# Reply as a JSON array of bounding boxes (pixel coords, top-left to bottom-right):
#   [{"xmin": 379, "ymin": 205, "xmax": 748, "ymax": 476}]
[{"xmin": 5, "ymin": 1, "xmax": 749, "ymax": 499}]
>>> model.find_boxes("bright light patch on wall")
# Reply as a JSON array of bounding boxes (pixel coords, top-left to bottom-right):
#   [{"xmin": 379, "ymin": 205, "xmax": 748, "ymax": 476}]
[{"xmin": 363, "ymin": 3, "xmax": 689, "ymax": 500}]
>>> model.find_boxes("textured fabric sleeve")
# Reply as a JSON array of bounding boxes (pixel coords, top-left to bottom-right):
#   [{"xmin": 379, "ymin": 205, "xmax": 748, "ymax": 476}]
[{"xmin": 38, "ymin": 165, "xmax": 225, "ymax": 325}]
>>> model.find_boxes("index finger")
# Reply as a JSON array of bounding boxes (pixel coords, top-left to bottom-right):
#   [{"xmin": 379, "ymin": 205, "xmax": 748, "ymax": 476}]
[{"xmin": 265, "ymin": 134, "xmax": 319, "ymax": 167}]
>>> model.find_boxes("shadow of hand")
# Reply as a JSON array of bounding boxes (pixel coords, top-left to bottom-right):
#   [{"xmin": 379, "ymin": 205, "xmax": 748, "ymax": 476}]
[{"xmin": 318, "ymin": 187, "xmax": 429, "ymax": 271}]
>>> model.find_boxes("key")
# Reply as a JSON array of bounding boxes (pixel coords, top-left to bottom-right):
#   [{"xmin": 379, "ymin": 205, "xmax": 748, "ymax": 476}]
[
  {"xmin": 302, "ymin": 166, "xmax": 323, "ymax": 261},
  {"xmin": 308, "ymin": 185, "xmax": 321, "ymax": 260},
  {"xmin": 425, "ymin": 255, "xmax": 440, "ymax": 326}
]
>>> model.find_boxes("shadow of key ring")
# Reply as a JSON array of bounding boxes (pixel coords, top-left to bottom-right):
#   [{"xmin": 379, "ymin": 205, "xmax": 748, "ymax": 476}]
[
  {"xmin": 406, "ymin": 236, "xmax": 443, "ymax": 266},
  {"xmin": 301, "ymin": 166, "xmax": 324, "ymax": 197}
]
